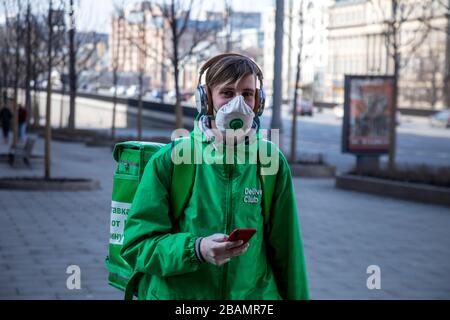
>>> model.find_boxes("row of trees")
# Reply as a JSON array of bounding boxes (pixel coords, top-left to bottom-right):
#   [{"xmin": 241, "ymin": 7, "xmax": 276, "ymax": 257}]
[
  {"xmin": 0, "ymin": 0, "xmax": 103, "ymax": 178},
  {"xmin": 0, "ymin": 0, "xmax": 237, "ymax": 179},
  {"xmin": 110, "ymin": 0, "xmax": 222, "ymax": 140}
]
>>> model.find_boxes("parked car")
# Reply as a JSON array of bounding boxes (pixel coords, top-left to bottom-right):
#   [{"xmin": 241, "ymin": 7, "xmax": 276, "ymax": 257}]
[
  {"xmin": 151, "ymin": 89, "xmax": 164, "ymax": 100},
  {"xmin": 125, "ymin": 85, "xmax": 139, "ymax": 97},
  {"xmin": 429, "ymin": 110, "xmax": 450, "ymax": 128},
  {"xmin": 396, "ymin": 110, "xmax": 402, "ymax": 126},
  {"xmin": 333, "ymin": 104, "xmax": 344, "ymax": 119},
  {"xmin": 109, "ymin": 86, "xmax": 126, "ymax": 96},
  {"xmin": 297, "ymin": 99, "xmax": 313, "ymax": 116},
  {"xmin": 169, "ymin": 90, "xmax": 194, "ymax": 102}
]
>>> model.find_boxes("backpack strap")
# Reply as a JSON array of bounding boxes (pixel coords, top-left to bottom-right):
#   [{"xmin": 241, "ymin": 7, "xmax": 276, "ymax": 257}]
[
  {"xmin": 257, "ymin": 139, "xmax": 278, "ymax": 224},
  {"xmin": 170, "ymin": 137, "xmax": 196, "ymax": 222}
]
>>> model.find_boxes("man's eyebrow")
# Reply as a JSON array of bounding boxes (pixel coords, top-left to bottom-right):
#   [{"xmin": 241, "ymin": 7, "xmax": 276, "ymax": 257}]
[
  {"xmin": 218, "ymin": 87, "xmax": 255, "ymax": 92},
  {"xmin": 219, "ymin": 87, "xmax": 235, "ymax": 91}
]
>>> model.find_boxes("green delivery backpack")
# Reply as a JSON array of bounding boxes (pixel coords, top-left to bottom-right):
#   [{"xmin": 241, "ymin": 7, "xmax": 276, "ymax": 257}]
[{"xmin": 105, "ymin": 136, "xmax": 277, "ymax": 299}]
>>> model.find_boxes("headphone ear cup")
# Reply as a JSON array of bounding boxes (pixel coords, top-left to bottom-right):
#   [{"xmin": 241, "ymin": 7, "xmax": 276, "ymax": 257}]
[
  {"xmin": 255, "ymin": 88, "xmax": 266, "ymax": 117},
  {"xmin": 195, "ymin": 85, "xmax": 209, "ymax": 115}
]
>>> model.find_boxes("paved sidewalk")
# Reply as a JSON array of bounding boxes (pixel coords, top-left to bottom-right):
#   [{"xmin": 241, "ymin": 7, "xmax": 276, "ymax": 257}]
[{"xmin": 0, "ymin": 134, "xmax": 449, "ymax": 299}]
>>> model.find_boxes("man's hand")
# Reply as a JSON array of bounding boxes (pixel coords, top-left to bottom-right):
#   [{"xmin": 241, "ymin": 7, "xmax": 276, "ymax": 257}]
[{"xmin": 199, "ymin": 233, "xmax": 249, "ymax": 266}]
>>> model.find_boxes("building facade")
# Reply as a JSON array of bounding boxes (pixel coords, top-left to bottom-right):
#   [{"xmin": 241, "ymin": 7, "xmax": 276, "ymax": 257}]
[
  {"xmin": 109, "ymin": 2, "xmax": 221, "ymax": 96},
  {"xmin": 326, "ymin": 0, "xmax": 448, "ymax": 109},
  {"xmin": 263, "ymin": 0, "xmax": 330, "ymax": 104}
]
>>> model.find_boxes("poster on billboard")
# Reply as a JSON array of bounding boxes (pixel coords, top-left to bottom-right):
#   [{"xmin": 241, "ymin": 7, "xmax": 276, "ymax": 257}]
[{"xmin": 342, "ymin": 75, "xmax": 395, "ymax": 154}]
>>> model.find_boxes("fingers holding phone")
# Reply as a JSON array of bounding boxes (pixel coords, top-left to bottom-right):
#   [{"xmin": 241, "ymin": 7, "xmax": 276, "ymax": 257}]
[{"xmin": 199, "ymin": 233, "xmax": 251, "ymax": 266}]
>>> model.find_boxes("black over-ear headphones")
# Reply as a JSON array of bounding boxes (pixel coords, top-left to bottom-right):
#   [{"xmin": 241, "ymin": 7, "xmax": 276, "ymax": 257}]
[{"xmin": 195, "ymin": 53, "xmax": 266, "ymax": 117}]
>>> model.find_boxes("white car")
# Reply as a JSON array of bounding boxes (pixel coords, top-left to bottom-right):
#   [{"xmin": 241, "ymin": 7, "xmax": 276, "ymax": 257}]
[
  {"xmin": 126, "ymin": 85, "xmax": 139, "ymax": 97},
  {"xmin": 109, "ymin": 86, "xmax": 126, "ymax": 96},
  {"xmin": 333, "ymin": 104, "xmax": 344, "ymax": 119},
  {"xmin": 429, "ymin": 110, "xmax": 450, "ymax": 128}
]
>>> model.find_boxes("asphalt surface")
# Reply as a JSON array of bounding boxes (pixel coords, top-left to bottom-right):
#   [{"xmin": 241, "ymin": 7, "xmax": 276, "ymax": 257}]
[{"xmin": 0, "ymin": 130, "xmax": 449, "ymax": 300}]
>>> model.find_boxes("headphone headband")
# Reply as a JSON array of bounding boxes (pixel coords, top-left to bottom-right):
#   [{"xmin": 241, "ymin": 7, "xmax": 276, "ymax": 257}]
[{"xmin": 197, "ymin": 53, "xmax": 264, "ymax": 88}]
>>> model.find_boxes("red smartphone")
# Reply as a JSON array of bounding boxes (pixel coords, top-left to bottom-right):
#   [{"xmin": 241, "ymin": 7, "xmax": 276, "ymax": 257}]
[{"xmin": 226, "ymin": 228, "xmax": 257, "ymax": 244}]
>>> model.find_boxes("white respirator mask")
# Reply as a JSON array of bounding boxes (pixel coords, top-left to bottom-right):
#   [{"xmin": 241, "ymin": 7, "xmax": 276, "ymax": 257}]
[{"xmin": 214, "ymin": 95, "xmax": 255, "ymax": 137}]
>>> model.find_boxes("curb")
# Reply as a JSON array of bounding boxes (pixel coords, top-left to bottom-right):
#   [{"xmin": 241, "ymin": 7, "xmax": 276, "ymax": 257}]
[
  {"xmin": 289, "ymin": 163, "xmax": 336, "ymax": 178},
  {"xmin": 335, "ymin": 174, "xmax": 450, "ymax": 207},
  {"xmin": 0, "ymin": 178, "xmax": 101, "ymax": 191}
]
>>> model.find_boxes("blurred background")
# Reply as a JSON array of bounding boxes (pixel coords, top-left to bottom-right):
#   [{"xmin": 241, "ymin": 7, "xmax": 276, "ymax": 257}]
[{"xmin": 0, "ymin": 0, "xmax": 449, "ymax": 300}]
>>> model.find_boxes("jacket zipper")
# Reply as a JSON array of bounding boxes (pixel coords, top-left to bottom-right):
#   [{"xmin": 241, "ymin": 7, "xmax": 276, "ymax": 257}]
[{"xmin": 221, "ymin": 162, "xmax": 233, "ymax": 299}]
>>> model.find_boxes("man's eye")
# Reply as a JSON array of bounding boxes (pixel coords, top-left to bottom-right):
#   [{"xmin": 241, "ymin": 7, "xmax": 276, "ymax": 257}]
[
  {"xmin": 243, "ymin": 92, "xmax": 254, "ymax": 97},
  {"xmin": 221, "ymin": 91, "xmax": 233, "ymax": 97}
]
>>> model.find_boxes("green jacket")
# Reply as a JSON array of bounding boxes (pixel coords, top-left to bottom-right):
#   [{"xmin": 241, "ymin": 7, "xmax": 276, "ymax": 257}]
[{"xmin": 120, "ymin": 124, "xmax": 309, "ymax": 300}]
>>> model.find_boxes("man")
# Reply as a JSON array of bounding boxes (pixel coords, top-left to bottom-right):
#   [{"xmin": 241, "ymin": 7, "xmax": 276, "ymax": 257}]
[
  {"xmin": 121, "ymin": 53, "xmax": 309, "ymax": 300},
  {"xmin": 18, "ymin": 104, "xmax": 28, "ymax": 143},
  {"xmin": 0, "ymin": 93, "xmax": 12, "ymax": 144}
]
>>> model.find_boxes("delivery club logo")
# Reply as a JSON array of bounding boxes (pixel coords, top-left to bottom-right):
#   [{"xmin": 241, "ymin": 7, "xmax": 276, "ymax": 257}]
[{"xmin": 243, "ymin": 187, "xmax": 262, "ymax": 204}]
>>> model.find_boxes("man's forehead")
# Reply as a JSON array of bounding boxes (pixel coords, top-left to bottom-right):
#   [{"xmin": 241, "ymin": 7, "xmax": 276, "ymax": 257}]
[{"xmin": 217, "ymin": 75, "xmax": 257, "ymax": 91}]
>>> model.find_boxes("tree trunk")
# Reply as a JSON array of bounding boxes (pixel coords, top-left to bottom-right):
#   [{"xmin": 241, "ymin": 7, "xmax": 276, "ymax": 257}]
[
  {"xmin": 271, "ymin": 0, "xmax": 284, "ymax": 138},
  {"xmin": 174, "ymin": 64, "xmax": 183, "ymax": 129},
  {"xmin": 68, "ymin": 0, "xmax": 76, "ymax": 131},
  {"xmin": 12, "ymin": 0, "xmax": 21, "ymax": 147},
  {"xmin": 290, "ymin": 53, "xmax": 301, "ymax": 164},
  {"xmin": 160, "ymin": 27, "xmax": 166, "ymax": 103},
  {"xmin": 171, "ymin": 0, "xmax": 183, "ymax": 129},
  {"xmin": 137, "ymin": 11, "xmax": 146, "ymax": 140},
  {"xmin": 45, "ymin": 1, "xmax": 54, "ymax": 180},
  {"xmin": 59, "ymin": 79, "xmax": 65, "ymax": 128},
  {"xmin": 225, "ymin": 1, "xmax": 232, "ymax": 52},
  {"xmin": 444, "ymin": 0, "xmax": 450, "ymax": 107},
  {"xmin": 111, "ymin": 15, "xmax": 122, "ymax": 140},
  {"xmin": 290, "ymin": 1, "xmax": 303, "ymax": 164},
  {"xmin": 25, "ymin": 1, "xmax": 32, "ymax": 127},
  {"xmin": 286, "ymin": 0, "xmax": 293, "ymax": 106},
  {"xmin": 111, "ymin": 70, "xmax": 118, "ymax": 140},
  {"xmin": 137, "ymin": 72, "xmax": 143, "ymax": 140},
  {"xmin": 388, "ymin": 0, "xmax": 398, "ymax": 172},
  {"xmin": 32, "ymin": 60, "xmax": 40, "ymax": 128}
]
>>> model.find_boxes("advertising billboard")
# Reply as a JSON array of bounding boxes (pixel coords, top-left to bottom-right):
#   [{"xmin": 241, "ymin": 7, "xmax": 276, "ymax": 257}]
[{"xmin": 342, "ymin": 75, "xmax": 395, "ymax": 154}]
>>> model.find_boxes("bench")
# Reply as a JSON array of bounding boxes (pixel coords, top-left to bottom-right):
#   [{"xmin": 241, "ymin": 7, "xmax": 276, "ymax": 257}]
[{"xmin": 8, "ymin": 137, "xmax": 36, "ymax": 167}]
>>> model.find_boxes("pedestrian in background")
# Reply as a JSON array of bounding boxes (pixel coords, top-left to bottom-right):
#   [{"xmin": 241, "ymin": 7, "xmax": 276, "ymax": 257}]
[
  {"xmin": 0, "ymin": 92, "xmax": 12, "ymax": 144},
  {"xmin": 18, "ymin": 104, "xmax": 28, "ymax": 143}
]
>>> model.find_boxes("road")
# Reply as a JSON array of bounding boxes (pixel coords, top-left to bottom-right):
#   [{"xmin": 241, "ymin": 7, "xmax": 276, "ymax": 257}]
[
  {"xmin": 1, "ymin": 134, "xmax": 449, "ymax": 300},
  {"xmin": 37, "ymin": 93, "xmax": 450, "ymax": 173}
]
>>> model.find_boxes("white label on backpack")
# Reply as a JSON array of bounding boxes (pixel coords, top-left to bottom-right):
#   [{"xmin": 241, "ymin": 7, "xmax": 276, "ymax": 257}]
[{"xmin": 110, "ymin": 201, "xmax": 131, "ymax": 245}]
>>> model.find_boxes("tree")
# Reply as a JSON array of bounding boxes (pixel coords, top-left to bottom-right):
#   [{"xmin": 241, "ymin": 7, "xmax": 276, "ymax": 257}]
[
  {"xmin": 290, "ymin": 0, "xmax": 304, "ymax": 164},
  {"xmin": 111, "ymin": 1, "xmax": 125, "ymax": 140},
  {"xmin": 66, "ymin": 1, "xmax": 102, "ymax": 131},
  {"xmin": 420, "ymin": 0, "xmax": 450, "ymax": 107},
  {"xmin": 137, "ymin": 7, "xmax": 147, "ymax": 140},
  {"xmin": 140, "ymin": 0, "xmax": 220, "ymax": 129},
  {"xmin": 404, "ymin": 43, "xmax": 444, "ymax": 109},
  {"xmin": 45, "ymin": 0, "xmax": 55, "ymax": 180},
  {"xmin": 24, "ymin": 0, "xmax": 32, "ymax": 127},
  {"xmin": 67, "ymin": 0, "xmax": 76, "ymax": 131},
  {"xmin": 271, "ymin": 0, "xmax": 284, "ymax": 139},
  {"xmin": 371, "ymin": 0, "xmax": 434, "ymax": 171},
  {"xmin": 44, "ymin": 0, "xmax": 65, "ymax": 179},
  {"xmin": 444, "ymin": 0, "xmax": 450, "ymax": 107}
]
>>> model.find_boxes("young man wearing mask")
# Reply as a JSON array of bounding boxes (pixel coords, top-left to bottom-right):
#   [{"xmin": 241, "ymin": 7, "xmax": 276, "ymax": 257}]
[{"xmin": 121, "ymin": 53, "xmax": 309, "ymax": 300}]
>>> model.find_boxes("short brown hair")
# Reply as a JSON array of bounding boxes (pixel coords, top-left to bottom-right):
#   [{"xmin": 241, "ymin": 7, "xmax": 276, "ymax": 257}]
[{"xmin": 205, "ymin": 55, "xmax": 260, "ymax": 89}]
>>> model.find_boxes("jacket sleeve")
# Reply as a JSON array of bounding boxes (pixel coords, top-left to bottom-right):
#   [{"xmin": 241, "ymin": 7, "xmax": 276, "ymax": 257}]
[
  {"xmin": 265, "ymin": 152, "xmax": 310, "ymax": 300},
  {"xmin": 120, "ymin": 145, "xmax": 201, "ymax": 277}
]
